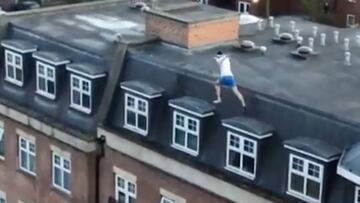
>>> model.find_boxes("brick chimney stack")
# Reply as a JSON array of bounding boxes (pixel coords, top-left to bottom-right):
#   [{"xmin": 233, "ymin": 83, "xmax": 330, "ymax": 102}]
[{"xmin": 145, "ymin": 0, "xmax": 239, "ymax": 49}]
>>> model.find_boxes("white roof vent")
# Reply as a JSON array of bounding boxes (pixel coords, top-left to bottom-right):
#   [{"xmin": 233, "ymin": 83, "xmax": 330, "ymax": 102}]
[
  {"xmin": 320, "ymin": 33, "xmax": 326, "ymax": 46},
  {"xmin": 344, "ymin": 38, "xmax": 350, "ymax": 51},
  {"xmin": 233, "ymin": 40, "xmax": 267, "ymax": 55},
  {"xmin": 334, "ymin": 30, "xmax": 339, "ymax": 44},
  {"xmin": 273, "ymin": 32, "xmax": 295, "ymax": 44},
  {"xmin": 274, "ymin": 24, "xmax": 280, "ymax": 36},
  {"xmin": 290, "ymin": 21, "xmax": 296, "ymax": 32},
  {"xmin": 291, "ymin": 46, "xmax": 318, "ymax": 60},
  {"xmin": 312, "ymin": 26, "xmax": 318, "ymax": 38},
  {"xmin": 240, "ymin": 40, "xmax": 256, "ymax": 50},
  {"xmin": 356, "ymin": 35, "xmax": 360, "ymax": 46},
  {"xmin": 308, "ymin": 37, "xmax": 314, "ymax": 49},
  {"xmin": 257, "ymin": 19, "xmax": 264, "ymax": 31},
  {"xmin": 269, "ymin": 16, "xmax": 274, "ymax": 28},
  {"xmin": 294, "ymin": 29, "xmax": 300, "ymax": 40},
  {"xmin": 345, "ymin": 51, "xmax": 351, "ymax": 66}
]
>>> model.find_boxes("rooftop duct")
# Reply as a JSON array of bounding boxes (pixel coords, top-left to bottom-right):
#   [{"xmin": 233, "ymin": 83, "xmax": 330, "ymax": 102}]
[
  {"xmin": 290, "ymin": 46, "xmax": 318, "ymax": 60},
  {"xmin": 273, "ymin": 32, "xmax": 295, "ymax": 44}
]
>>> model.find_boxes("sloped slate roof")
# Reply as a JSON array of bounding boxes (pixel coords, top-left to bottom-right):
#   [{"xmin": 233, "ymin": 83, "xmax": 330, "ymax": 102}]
[
  {"xmin": 32, "ymin": 51, "xmax": 69, "ymax": 65},
  {"xmin": 120, "ymin": 80, "xmax": 164, "ymax": 98},
  {"xmin": 67, "ymin": 63, "xmax": 106, "ymax": 76},
  {"xmin": 169, "ymin": 96, "xmax": 215, "ymax": 116},
  {"xmin": 1, "ymin": 39, "xmax": 37, "ymax": 52},
  {"xmin": 222, "ymin": 116, "xmax": 274, "ymax": 136},
  {"xmin": 284, "ymin": 137, "xmax": 341, "ymax": 161}
]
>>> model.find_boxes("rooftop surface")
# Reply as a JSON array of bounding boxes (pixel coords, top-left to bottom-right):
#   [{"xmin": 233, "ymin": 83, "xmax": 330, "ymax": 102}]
[
  {"xmin": 129, "ymin": 16, "xmax": 360, "ymax": 125},
  {"xmin": 9, "ymin": 3, "xmax": 360, "ymax": 126}
]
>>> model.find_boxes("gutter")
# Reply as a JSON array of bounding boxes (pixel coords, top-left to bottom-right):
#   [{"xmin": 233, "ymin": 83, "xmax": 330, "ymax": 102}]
[{"xmin": 95, "ymin": 135, "xmax": 106, "ymax": 203}]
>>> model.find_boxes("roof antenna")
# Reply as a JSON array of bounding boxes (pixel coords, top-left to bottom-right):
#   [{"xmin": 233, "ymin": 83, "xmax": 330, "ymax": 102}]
[
  {"xmin": 268, "ymin": 16, "xmax": 274, "ymax": 28},
  {"xmin": 290, "ymin": 21, "xmax": 296, "ymax": 32},
  {"xmin": 320, "ymin": 33, "xmax": 326, "ymax": 46},
  {"xmin": 334, "ymin": 30, "xmax": 339, "ymax": 43},
  {"xmin": 274, "ymin": 24, "xmax": 280, "ymax": 36},
  {"xmin": 345, "ymin": 51, "xmax": 351, "ymax": 66},
  {"xmin": 344, "ymin": 38, "xmax": 350, "ymax": 51},
  {"xmin": 312, "ymin": 26, "xmax": 318, "ymax": 38},
  {"xmin": 308, "ymin": 37, "xmax": 314, "ymax": 49}
]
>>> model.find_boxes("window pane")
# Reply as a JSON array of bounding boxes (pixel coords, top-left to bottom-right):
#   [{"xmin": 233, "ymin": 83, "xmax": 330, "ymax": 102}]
[
  {"xmin": 175, "ymin": 115, "xmax": 184, "ymax": 127},
  {"xmin": 20, "ymin": 139, "xmax": 26, "ymax": 148},
  {"xmin": 306, "ymin": 179, "xmax": 320, "ymax": 199},
  {"xmin": 129, "ymin": 197, "xmax": 136, "ymax": 203},
  {"xmin": 126, "ymin": 110, "xmax": 136, "ymax": 126},
  {"xmin": 137, "ymin": 114, "xmax": 147, "ymax": 131},
  {"xmin": 230, "ymin": 135, "xmax": 240, "ymax": 148},
  {"xmin": 240, "ymin": 4, "xmax": 244, "ymax": 12},
  {"xmin": 6, "ymin": 53, "xmax": 12, "ymax": 63},
  {"xmin": 38, "ymin": 65, "xmax": 44, "ymax": 75},
  {"xmin": 54, "ymin": 167, "xmax": 62, "ymax": 186},
  {"xmin": 82, "ymin": 81, "xmax": 89, "ymax": 92},
  {"xmin": 64, "ymin": 159, "xmax": 70, "ymax": 170},
  {"xmin": 244, "ymin": 140, "xmax": 254, "ymax": 153},
  {"xmin": 187, "ymin": 133, "xmax": 198, "ymax": 151},
  {"xmin": 138, "ymin": 100, "xmax": 146, "ymax": 112},
  {"xmin": 117, "ymin": 177, "xmax": 125, "ymax": 189},
  {"xmin": 292, "ymin": 157, "xmax": 304, "ymax": 172},
  {"xmin": 29, "ymin": 143, "xmax": 35, "ymax": 153},
  {"xmin": 39, "ymin": 78, "xmax": 46, "ymax": 91},
  {"xmin": 72, "ymin": 78, "xmax": 79, "ymax": 88},
  {"xmin": 128, "ymin": 182, "xmax": 136, "ymax": 194},
  {"xmin": 308, "ymin": 163, "xmax": 320, "ymax": 178},
  {"xmin": 54, "ymin": 155, "xmax": 60, "ymax": 165},
  {"xmin": 290, "ymin": 173, "xmax": 304, "ymax": 193},
  {"xmin": 82, "ymin": 94, "xmax": 90, "ymax": 108},
  {"xmin": 72, "ymin": 90, "xmax": 81, "ymax": 105},
  {"xmin": 47, "ymin": 68, "xmax": 54, "ymax": 78},
  {"xmin": 174, "ymin": 129, "xmax": 185, "ymax": 146},
  {"xmin": 7, "ymin": 65, "xmax": 14, "ymax": 79},
  {"xmin": 29, "ymin": 154, "xmax": 36, "ymax": 172},
  {"xmin": 48, "ymin": 81, "xmax": 55, "ymax": 94},
  {"xmin": 15, "ymin": 68, "xmax": 22, "ymax": 82},
  {"xmin": 117, "ymin": 192, "xmax": 126, "ymax": 203},
  {"xmin": 229, "ymin": 150, "xmax": 241, "ymax": 168},
  {"xmin": 64, "ymin": 171, "xmax": 70, "ymax": 190},
  {"xmin": 0, "ymin": 132, "xmax": 4, "ymax": 156},
  {"xmin": 20, "ymin": 150, "xmax": 27, "ymax": 168},
  {"xmin": 242, "ymin": 155, "xmax": 255, "ymax": 174},
  {"xmin": 15, "ymin": 56, "xmax": 21, "ymax": 65},
  {"xmin": 188, "ymin": 119, "xmax": 197, "ymax": 132},
  {"xmin": 127, "ymin": 97, "xmax": 135, "ymax": 108}
]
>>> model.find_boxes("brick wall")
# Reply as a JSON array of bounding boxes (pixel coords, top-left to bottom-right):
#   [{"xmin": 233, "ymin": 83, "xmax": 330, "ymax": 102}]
[
  {"xmin": 99, "ymin": 146, "xmax": 232, "ymax": 203},
  {"xmin": 0, "ymin": 114, "xmax": 96, "ymax": 203}
]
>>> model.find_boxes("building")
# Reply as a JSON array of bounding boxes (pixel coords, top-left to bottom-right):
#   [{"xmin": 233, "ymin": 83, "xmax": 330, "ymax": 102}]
[{"xmin": 1, "ymin": 0, "xmax": 360, "ymax": 203}]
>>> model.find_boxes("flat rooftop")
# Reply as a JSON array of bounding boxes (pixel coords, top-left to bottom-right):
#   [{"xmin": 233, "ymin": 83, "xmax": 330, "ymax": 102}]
[{"xmin": 9, "ymin": 2, "xmax": 360, "ymax": 125}]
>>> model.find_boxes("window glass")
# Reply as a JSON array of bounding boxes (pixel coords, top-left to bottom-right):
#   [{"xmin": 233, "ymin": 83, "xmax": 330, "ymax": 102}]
[
  {"xmin": 172, "ymin": 112, "xmax": 199, "ymax": 155},
  {"xmin": 124, "ymin": 94, "xmax": 148, "ymax": 135}
]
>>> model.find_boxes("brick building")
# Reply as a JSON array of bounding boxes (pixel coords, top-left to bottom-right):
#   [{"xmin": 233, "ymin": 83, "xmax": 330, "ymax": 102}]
[{"xmin": 1, "ymin": 1, "xmax": 360, "ymax": 203}]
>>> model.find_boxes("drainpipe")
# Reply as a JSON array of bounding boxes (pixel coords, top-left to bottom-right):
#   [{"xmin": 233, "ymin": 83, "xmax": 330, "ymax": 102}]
[{"xmin": 95, "ymin": 135, "xmax": 106, "ymax": 203}]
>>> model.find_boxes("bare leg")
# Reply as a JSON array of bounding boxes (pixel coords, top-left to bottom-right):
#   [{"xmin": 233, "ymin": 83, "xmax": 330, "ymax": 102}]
[
  {"xmin": 232, "ymin": 86, "xmax": 246, "ymax": 107},
  {"xmin": 213, "ymin": 83, "xmax": 222, "ymax": 103}
]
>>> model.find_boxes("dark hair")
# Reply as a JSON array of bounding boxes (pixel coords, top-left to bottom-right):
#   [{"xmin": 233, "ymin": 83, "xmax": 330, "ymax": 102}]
[{"xmin": 217, "ymin": 51, "xmax": 223, "ymax": 56}]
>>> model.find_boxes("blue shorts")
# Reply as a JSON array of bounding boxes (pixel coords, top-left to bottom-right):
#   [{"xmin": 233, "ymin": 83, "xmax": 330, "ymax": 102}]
[{"xmin": 218, "ymin": 76, "xmax": 236, "ymax": 87}]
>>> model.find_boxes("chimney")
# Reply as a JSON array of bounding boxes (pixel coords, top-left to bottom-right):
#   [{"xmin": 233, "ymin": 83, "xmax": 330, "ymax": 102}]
[
  {"xmin": 145, "ymin": 2, "xmax": 239, "ymax": 49},
  {"xmin": 334, "ymin": 31, "xmax": 339, "ymax": 43},
  {"xmin": 320, "ymin": 33, "xmax": 326, "ymax": 46}
]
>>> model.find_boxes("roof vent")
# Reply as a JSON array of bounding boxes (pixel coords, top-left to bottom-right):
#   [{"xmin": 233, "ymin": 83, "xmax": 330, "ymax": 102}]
[
  {"xmin": 312, "ymin": 26, "xmax": 318, "ymax": 38},
  {"xmin": 297, "ymin": 36, "xmax": 303, "ymax": 47},
  {"xmin": 268, "ymin": 16, "xmax": 274, "ymax": 28},
  {"xmin": 257, "ymin": 19, "xmax": 264, "ymax": 31},
  {"xmin": 320, "ymin": 33, "xmax": 326, "ymax": 46},
  {"xmin": 290, "ymin": 21, "xmax": 296, "ymax": 32},
  {"xmin": 129, "ymin": 0, "xmax": 150, "ymax": 10},
  {"xmin": 294, "ymin": 29, "xmax": 300, "ymax": 40},
  {"xmin": 308, "ymin": 37, "xmax": 314, "ymax": 49},
  {"xmin": 291, "ymin": 46, "xmax": 318, "ymax": 60},
  {"xmin": 273, "ymin": 32, "xmax": 295, "ymax": 44},
  {"xmin": 334, "ymin": 31, "xmax": 339, "ymax": 43},
  {"xmin": 233, "ymin": 40, "xmax": 267, "ymax": 55},
  {"xmin": 344, "ymin": 38, "xmax": 350, "ymax": 51},
  {"xmin": 274, "ymin": 24, "xmax": 280, "ymax": 36},
  {"xmin": 345, "ymin": 51, "xmax": 351, "ymax": 66},
  {"xmin": 356, "ymin": 35, "xmax": 360, "ymax": 46}
]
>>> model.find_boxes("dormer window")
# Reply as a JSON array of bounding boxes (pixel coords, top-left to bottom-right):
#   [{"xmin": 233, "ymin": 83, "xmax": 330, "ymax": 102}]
[
  {"xmin": 284, "ymin": 137, "xmax": 341, "ymax": 203},
  {"xmin": 70, "ymin": 75, "xmax": 91, "ymax": 114},
  {"xmin": 222, "ymin": 117, "xmax": 274, "ymax": 180},
  {"xmin": 121, "ymin": 80, "xmax": 164, "ymax": 136},
  {"xmin": 5, "ymin": 50, "xmax": 23, "ymax": 86},
  {"xmin": 36, "ymin": 62, "xmax": 55, "ymax": 99},
  {"xmin": 33, "ymin": 51, "xmax": 69, "ymax": 100},
  {"xmin": 1, "ymin": 40, "xmax": 37, "ymax": 87},
  {"xmin": 66, "ymin": 63, "xmax": 106, "ymax": 114},
  {"xmin": 169, "ymin": 96, "xmax": 214, "ymax": 156}
]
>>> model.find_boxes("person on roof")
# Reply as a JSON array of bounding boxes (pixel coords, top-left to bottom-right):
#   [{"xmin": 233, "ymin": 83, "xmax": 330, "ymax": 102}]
[{"xmin": 213, "ymin": 51, "xmax": 247, "ymax": 112}]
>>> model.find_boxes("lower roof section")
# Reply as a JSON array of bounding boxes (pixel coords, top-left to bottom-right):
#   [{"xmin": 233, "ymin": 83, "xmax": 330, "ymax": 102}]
[{"xmin": 337, "ymin": 142, "xmax": 360, "ymax": 185}]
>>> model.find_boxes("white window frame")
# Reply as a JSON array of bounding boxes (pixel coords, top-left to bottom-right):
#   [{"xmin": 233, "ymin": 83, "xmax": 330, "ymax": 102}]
[
  {"xmin": 70, "ymin": 74, "xmax": 92, "ymax": 114},
  {"xmin": 355, "ymin": 186, "xmax": 360, "ymax": 203},
  {"xmin": 115, "ymin": 174, "xmax": 136, "ymax": 203},
  {"xmin": 287, "ymin": 154, "xmax": 324, "ymax": 203},
  {"xmin": 225, "ymin": 131, "xmax": 257, "ymax": 180},
  {"xmin": 18, "ymin": 136, "xmax": 36, "ymax": 176},
  {"xmin": 172, "ymin": 111, "xmax": 200, "ymax": 156},
  {"xmin": 124, "ymin": 93, "xmax": 149, "ymax": 135},
  {"xmin": 0, "ymin": 190, "xmax": 5, "ymax": 203},
  {"xmin": 238, "ymin": 1, "xmax": 250, "ymax": 14},
  {"xmin": 36, "ymin": 61, "xmax": 56, "ymax": 99},
  {"xmin": 52, "ymin": 152, "xmax": 71, "ymax": 194},
  {"xmin": 161, "ymin": 196, "xmax": 175, "ymax": 203},
  {"xmin": 0, "ymin": 123, "xmax": 5, "ymax": 160},
  {"xmin": 347, "ymin": 14, "xmax": 356, "ymax": 27},
  {"xmin": 4, "ymin": 50, "xmax": 23, "ymax": 86},
  {"xmin": 196, "ymin": 0, "xmax": 208, "ymax": 4}
]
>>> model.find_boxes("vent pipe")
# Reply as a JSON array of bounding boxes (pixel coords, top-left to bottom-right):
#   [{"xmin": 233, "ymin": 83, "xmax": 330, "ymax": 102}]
[
  {"xmin": 258, "ymin": 19, "xmax": 263, "ymax": 31},
  {"xmin": 297, "ymin": 36, "xmax": 303, "ymax": 47},
  {"xmin": 290, "ymin": 21, "xmax": 296, "ymax": 32},
  {"xmin": 274, "ymin": 24, "xmax": 280, "ymax": 36},
  {"xmin": 345, "ymin": 51, "xmax": 351, "ymax": 66},
  {"xmin": 294, "ymin": 29, "xmax": 300, "ymax": 40},
  {"xmin": 320, "ymin": 33, "xmax": 326, "ymax": 46},
  {"xmin": 312, "ymin": 26, "xmax": 318, "ymax": 38},
  {"xmin": 334, "ymin": 31, "xmax": 339, "ymax": 43},
  {"xmin": 269, "ymin": 16, "xmax": 274, "ymax": 28},
  {"xmin": 344, "ymin": 38, "xmax": 350, "ymax": 51},
  {"xmin": 308, "ymin": 37, "xmax": 314, "ymax": 49},
  {"xmin": 356, "ymin": 35, "xmax": 360, "ymax": 46},
  {"xmin": 260, "ymin": 46, "xmax": 267, "ymax": 55}
]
